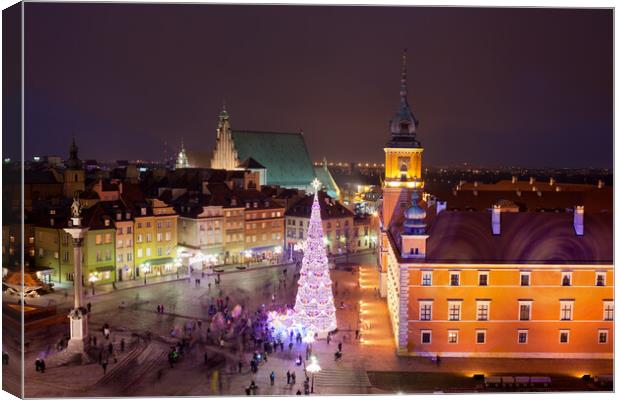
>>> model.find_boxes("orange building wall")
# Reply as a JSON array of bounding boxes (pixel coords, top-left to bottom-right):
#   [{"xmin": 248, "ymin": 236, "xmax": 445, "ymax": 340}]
[{"xmin": 405, "ymin": 265, "xmax": 613, "ymax": 358}]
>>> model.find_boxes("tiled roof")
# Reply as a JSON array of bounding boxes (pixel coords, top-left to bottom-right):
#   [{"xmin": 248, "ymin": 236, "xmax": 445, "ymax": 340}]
[
  {"xmin": 426, "ymin": 185, "xmax": 612, "ymax": 213},
  {"xmin": 392, "ymin": 210, "xmax": 612, "ymax": 264},
  {"xmin": 286, "ymin": 191, "xmax": 354, "ymax": 220},
  {"xmin": 231, "ymin": 130, "xmax": 316, "ymax": 187}
]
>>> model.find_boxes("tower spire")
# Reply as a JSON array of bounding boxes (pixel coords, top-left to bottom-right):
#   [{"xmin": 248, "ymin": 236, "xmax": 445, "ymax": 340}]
[{"xmin": 400, "ymin": 48, "xmax": 408, "ymax": 104}]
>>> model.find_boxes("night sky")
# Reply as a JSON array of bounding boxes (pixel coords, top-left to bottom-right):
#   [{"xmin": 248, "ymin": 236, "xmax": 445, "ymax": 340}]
[{"xmin": 14, "ymin": 3, "xmax": 613, "ymax": 167}]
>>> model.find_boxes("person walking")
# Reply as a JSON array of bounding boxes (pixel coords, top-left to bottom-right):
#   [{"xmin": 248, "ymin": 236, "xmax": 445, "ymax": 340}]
[
  {"xmin": 338, "ymin": 342, "xmax": 342, "ymax": 352},
  {"xmin": 120, "ymin": 338, "xmax": 125, "ymax": 352},
  {"xmin": 204, "ymin": 351, "xmax": 209, "ymax": 365},
  {"xmin": 108, "ymin": 342, "xmax": 113, "ymax": 355},
  {"xmin": 93, "ymin": 336, "xmax": 98, "ymax": 348},
  {"xmin": 40, "ymin": 359, "xmax": 46, "ymax": 373},
  {"xmin": 101, "ymin": 359, "xmax": 108, "ymax": 374},
  {"xmin": 270, "ymin": 371, "xmax": 275, "ymax": 385},
  {"xmin": 287, "ymin": 371, "xmax": 291, "ymax": 384},
  {"xmin": 291, "ymin": 371, "xmax": 296, "ymax": 385},
  {"xmin": 238, "ymin": 360, "xmax": 243, "ymax": 373},
  {"xmin": 35, "ymin": 358, "xmax": 41, "ymax": 372},
  {"xmin": 87, "ymin": 302, "xmax": 92, "ymax": 313}
]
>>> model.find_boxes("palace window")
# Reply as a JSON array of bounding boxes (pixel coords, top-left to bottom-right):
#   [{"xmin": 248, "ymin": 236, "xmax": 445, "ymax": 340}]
[
  {"xmin": 450, "ymin": 272, "xmax": 460, "ymax": 286},
  {"xmin": 96, "ymin": 234, "xmax": 102, "ymax": 245},
  {"xmin": 518, "ymin": 330, "xmax": 528, "ymax": 344},
  {"xmin": 519, "ymin": 301, "xmax": 532, "ymax": 321},
  {"xmin": 560, "ymin": 301, "xmax": 574, "ymax": 321},
  {"xmin": 448, "ymin": 330, "xmax": 458, "ymax": 344},
  {"xmin": 561, "ymin": 272, "xmax": 572, "ymax": 286},
  {"xmin": 603, "ymin": 301, "xmax": 614, "ymax": 321},
  {"xmin": 421, "ymin": 271, "xmax": 432, "ymax": 286},
  {"xmin": 596, "ymin": 272, "xmax": 606, "ymax": 286},
  {"xmin": 520, "ymin": 271, "xmax": 531, "ymax": 286},
  {"xmin": 420, "ymin": 330, "xmax": 432, "ymax": 344},
  {"xmin": 419, "ymin": 301, "xmax": 432, "ymax": 321},
  {"xmin": 476, "ymin": 330, "xmax": 486, "ymax": 344},
  {"xmin": 598, "ymin": 330, "xmax": 608, "ymax": 344},
  {"xmin": 477, "ymin": 301, "xmax": 490, "ymax": 321},
  {"xmin": 146, "ymin": 248, "xmax": 151, "ymax": 257},
  {"xmin": 559, "ymin": 330, "xmax": 569, "ymax": 344},
  {"xmin": 448, "ymin": 301, "xmax": 461, "ymax": 321},
  {"xmin": 478, "ymin": 271, "xmax": 489, "ymax": 286}
]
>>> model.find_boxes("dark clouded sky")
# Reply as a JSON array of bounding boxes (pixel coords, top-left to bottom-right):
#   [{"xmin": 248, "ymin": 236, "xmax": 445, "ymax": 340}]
[{"xmin": 16, "ymin": 3, "xmax": 613, "ymax": 167}]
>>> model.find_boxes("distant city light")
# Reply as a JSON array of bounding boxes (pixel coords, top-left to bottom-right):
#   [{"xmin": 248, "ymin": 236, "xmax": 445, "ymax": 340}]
[{"xmin": 33, "ymin": 156, "xmax": 41, "ymax": 162}]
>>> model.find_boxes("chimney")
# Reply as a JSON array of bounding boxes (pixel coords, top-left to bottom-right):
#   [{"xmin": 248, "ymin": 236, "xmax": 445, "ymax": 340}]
[
  {"xmin": 492, "ymin": 205, "xmax": 501, "ymax": 235},
  {"xmin": 598, "ymin": 179, "xmax": 604, "ymax": 189},
  {"xmin": 512, "ymin": 176, "xmax": 517, "ymax": 184},
  {"xmin": 436, "ymin": 201, "xmax": 447, "ymax": 215},
  {"xmin": 574, "ymin": 206, "xmax": 584, "ymax": 236},
  {"xmin": 529, "ymin": 177, "xmax": 535, "ymax": 185},
  {"xmin": 549, "ymin": 177, "xmax": 555, "ymax": 186}
]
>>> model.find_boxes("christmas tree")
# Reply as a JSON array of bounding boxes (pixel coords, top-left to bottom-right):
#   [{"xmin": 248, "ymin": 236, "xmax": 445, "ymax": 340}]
[{"xmin": 293, "ymin": 178, "xmax": 337, "ymax": 337}]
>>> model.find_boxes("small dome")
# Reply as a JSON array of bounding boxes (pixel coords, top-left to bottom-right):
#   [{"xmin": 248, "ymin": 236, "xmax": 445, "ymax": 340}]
[{"xmin": 404, "ymin": 203, "xmax": 426, "ymax": 220}]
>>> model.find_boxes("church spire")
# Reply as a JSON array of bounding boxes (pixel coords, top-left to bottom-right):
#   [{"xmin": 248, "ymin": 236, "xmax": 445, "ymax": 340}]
[
  {"xmin": 400, "ymin": 48, "xmax": 408, "ymax": 105},
  {"xmin": 388, "ymin": 49, "xmax": 421, "ymax": 148}
]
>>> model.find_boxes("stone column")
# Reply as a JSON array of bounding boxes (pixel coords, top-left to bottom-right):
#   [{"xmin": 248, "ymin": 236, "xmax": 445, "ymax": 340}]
[{"xmin": 64, "ymin": 218, "xmax": 90, "ymax": 353}]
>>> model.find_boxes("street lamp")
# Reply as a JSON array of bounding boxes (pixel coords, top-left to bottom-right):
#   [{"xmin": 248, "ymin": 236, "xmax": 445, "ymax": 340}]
[
  {"xmin": 306, "ymin": 355, "xmax": 321, "ymax": 393},
  {"xmin": 141, "ymin": 263, "xmax": 150, "ymax": 285}
]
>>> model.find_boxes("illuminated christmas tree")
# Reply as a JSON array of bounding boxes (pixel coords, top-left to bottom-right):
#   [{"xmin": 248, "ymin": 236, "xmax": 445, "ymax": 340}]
[{"xmin": 293, "ymin": 178, "xmax": 337, "ymax": 337}]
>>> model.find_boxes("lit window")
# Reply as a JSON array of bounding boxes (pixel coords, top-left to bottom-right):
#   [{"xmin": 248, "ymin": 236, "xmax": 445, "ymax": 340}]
[
  {"xmin": 421, "ymin": 271, "xmax": 432, "ymax": 286},
  {"xmin": 477, "ymin": 301, "xmax": 490, "ymax": 321},
  {"xmin": 448, "ymin": 330, "xmax": 458, "ymax": 344},
  {"xmin": 137, "ymin": 248, "xmax": 143, "ymax": 258},
  {"xmin": 146, "ymin": 248, "xmax": 151, "ymax": 257},
  {"xmin": 520, "ymin": 271, "xmax": 531, "ymax": 286},
  {"xmin": 96, "ymin": 235, "xmax": 102, "ymax": 245},
  {"xmin": 476, "ymin": 330, "xmax": 486, "ymax": 344},
  {"xmin": 419, "ymin": 301, "xmax": 432, "ymax": 321},
  {"xmin": 561, "ymin": 272, "xmax": 572, "ymax": 286},
  {"xmin": 478, "ymin": 271, "xmax": 489, "ymax": 286},
  {"xmin": 559, "ymin": 330, "xmax": 569, "ymax": 344},
  {"xmin": 450, "ymin": 272, "xmax": 460, "ymax": 286},
  {"xmin": 603, "ymin": 301, "xmax": 613, "ymax": 321},
  {"xmin": 420, "ymin": 330, "xmax": 432, "ymax": 344},
  {"xmin": 448, "ymin": 301, "xmax": 461, "ymax": 321},
  {"xmin": 596, "ymin": 272, "xmax": 606, "ymax": 287},
  {"xmin": 518, "ymin": 330, "xmax": 528, "ymax": 344},
  {"xmin": 598, "ymin": 330, "xmax": 608, "ymax": 344},
  {"xmin": 560, "ymin": 301, "xmax": 574, "ymax": 321},
  {"xmin": 519, "ymin": 301, "xmax": 532, "ymax": 321}
]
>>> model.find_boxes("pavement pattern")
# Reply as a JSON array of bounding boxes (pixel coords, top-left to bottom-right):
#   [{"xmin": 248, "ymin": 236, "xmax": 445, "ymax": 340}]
[{"xmin": 2, "ymin": 252, "xmax": 613, "ymax": 397}]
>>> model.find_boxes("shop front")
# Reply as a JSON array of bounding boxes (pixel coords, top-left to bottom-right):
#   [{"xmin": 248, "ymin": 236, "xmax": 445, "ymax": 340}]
[{"xmin": 88, "ymin": 265, "xmax": 115, "ymax": 285}]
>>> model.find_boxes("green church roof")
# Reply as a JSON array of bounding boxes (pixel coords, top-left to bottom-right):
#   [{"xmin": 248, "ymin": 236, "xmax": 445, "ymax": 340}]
[
  {"xmin": 231, "ymin": 130, "xmax": 316, "ymax": 188},
  {"xmin": 314, "ymin": 166, "xmax": 340, "ymax": 199}
]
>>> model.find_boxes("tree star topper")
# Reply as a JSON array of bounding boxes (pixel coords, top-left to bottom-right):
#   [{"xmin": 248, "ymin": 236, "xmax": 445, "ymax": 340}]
[{"xmin": 311, "ymin": 178, "xmax": 322, "ymax": 193}]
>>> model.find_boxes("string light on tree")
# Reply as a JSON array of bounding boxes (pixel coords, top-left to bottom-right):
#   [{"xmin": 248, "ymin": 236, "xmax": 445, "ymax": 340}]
[{"xmin": 292, "ymin": 178, "xmax": 337, "ymax": 337}]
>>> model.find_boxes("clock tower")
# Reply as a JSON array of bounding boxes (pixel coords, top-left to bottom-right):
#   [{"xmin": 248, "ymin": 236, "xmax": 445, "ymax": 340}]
[{"xmin": 379, "ymin": 50, "xmax": 424, "ymax": 297}]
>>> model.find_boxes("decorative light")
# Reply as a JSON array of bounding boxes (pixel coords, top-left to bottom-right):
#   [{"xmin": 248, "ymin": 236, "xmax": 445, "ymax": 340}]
[{"xmin": 269, "ymin": 179, "xmax": 337, "ymax": 337}]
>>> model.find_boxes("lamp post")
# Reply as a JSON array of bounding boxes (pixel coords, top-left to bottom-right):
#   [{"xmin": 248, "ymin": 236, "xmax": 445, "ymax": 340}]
[
  {"xmin": 306, "ymin": 355, "xmax": 321, "ymax": 394},
  {"xmin": 141, "ymin": 263, "xmax": 150, "ymax": 285}
]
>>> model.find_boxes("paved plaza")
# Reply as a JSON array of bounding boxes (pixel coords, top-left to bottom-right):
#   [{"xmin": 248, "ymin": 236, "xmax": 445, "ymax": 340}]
[{"xmin": 2, "ymin": 252, "xmax": 613, "ymax": 397}]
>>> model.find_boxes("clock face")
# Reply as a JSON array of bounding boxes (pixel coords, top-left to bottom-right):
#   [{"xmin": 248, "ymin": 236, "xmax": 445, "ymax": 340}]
[{"xmin": 398, "ymin": 157, "xmax": 410, "ymax": 172}]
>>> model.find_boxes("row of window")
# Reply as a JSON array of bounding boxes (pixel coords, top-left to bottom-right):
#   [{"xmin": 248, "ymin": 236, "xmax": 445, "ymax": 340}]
[
  {"xmin": 419, "ymin": 300, "xmax": 614, "ymax": 321},
  {"xmin": 135, "ymin": 220, "xmax": 174, "ymax": 229},
  {"xmin": 420, "ymin": 270, "xmax": 608, "ymax": 287},
  {"xmin": 246, "ymin": 222, "xmax": 282, "ymax": 230},
  {"xmin": 136, "ymin": 246, "xmax": 172, "ymax": 258},
  {"xmin": 246, "ymin": 211, "xmax": 282, "ymax": 219},
  {"xmin": 136, "ymin": 232, "xmax": 173, "ymax": 243},
  {"xmin": 245, "ymin": 233, "xmax": 282, "ymax": 243},
  {"xmin": 420, "ymin": 328, "xmax": 610, "ymax": 345}
]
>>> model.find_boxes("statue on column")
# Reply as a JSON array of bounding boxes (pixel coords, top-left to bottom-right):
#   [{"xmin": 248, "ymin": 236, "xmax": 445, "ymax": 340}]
[{"xmin": 71, "ymin": 192, "xmax": 82, "ymax": 219}]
